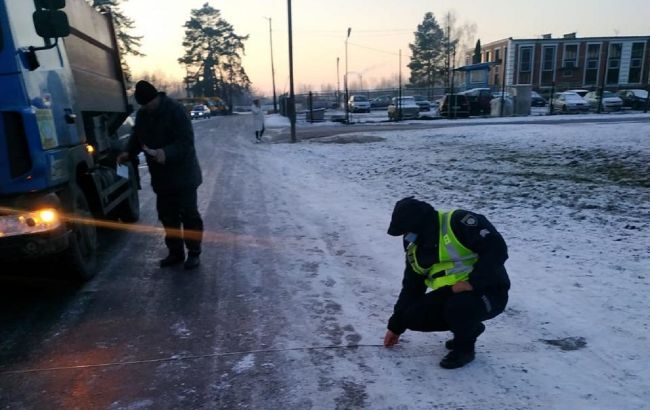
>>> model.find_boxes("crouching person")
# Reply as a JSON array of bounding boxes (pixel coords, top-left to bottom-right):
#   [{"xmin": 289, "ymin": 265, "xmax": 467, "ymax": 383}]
[{"xmin": 383, "ymin": 197, "xmax": 510, "ymax": 369}]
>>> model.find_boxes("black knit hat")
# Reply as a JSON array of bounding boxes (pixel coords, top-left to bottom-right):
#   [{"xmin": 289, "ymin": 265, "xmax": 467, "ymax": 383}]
[
  {"xmin": 134, "ymin": 80, "xmax": 158, "ymax": 105},
  {"xmin": 387, "ymin": 197, "xmax": 435, "ymax": 236}
]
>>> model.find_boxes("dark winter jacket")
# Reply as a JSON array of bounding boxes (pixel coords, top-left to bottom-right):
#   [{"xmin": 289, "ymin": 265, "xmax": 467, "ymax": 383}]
[
  {"xmin": 386, "ymin": 197, "xmax": 510, "ymax": 333},
  {"xmin": 127, "ymin": 93, "xmax": 202, "ymax": 194}
]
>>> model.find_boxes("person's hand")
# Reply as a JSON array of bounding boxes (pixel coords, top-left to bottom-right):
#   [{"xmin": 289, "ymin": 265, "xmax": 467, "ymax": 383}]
[
  {"xmin": 384, "ymin": 329, "xmax": 400, "ymax": 347},
  {"xmin": 143, "ymin": 144, "xmax": 165, "ymax": 164},
  {"xmin": 116, "ymin": 152, "xmax": 129, "ymax": 164},
  {"xmin": 451, "ymin": 280, "xmax": 473, "ymax": 293}
]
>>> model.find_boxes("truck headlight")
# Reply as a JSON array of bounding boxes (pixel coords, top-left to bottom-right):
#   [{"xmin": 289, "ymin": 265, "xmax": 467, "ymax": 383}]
[{"xmin": 0, "ymin": 208, "xmax": 61, "ymax": 237}]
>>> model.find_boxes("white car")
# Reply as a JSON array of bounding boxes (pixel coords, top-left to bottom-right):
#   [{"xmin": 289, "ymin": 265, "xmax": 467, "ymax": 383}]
[
  {"xmin": 566, "ymin": 89, "xmax": 589, "ymax": 98},
  {"xmin": 552, "ymin": 92, "xmax": 589, "ymax": 113},
  {"xmin": 387, "ymin": 96, "xmax": 420, "ymax": 120},
  {"xmin": 190, "ymin": 104, "xmax": 211, "ymax": 119},
  {"xmin": 583, "ymin": 91, "xmax": 623, "ymax": 111},
  {"xmin": 348, "ymin": 95, "xmax": 371, "ymax": 113}
]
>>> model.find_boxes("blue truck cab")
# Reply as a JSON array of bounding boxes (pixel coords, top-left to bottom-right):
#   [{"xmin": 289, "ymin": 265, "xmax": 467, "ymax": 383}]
[{"xmin": 0, "ymin": 0, "xmax": 139, "ymax": 281}]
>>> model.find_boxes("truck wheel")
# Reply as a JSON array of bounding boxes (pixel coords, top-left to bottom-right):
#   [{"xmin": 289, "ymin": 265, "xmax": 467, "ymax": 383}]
[
  {"xmin": 116, "ymin": 163, "xmax": 140, "ymax": 223},
  {"xmin": 62, "ymin": 186, "xmax": 98, "ymax": 282}
]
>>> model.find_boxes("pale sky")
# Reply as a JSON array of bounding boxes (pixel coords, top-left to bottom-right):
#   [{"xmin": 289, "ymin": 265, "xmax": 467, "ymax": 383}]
[{"xmin": 120, "ymin": 0, "xmax": 649, "ymax": 95}]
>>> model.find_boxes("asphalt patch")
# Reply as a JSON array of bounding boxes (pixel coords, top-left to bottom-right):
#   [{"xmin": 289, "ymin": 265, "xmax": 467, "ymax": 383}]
[{"xmin": 541, "ymin": 336, "xmax": 587, "ymax": 351}]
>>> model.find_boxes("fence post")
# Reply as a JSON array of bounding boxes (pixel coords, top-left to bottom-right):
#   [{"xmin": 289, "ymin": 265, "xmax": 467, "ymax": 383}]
[{"xmin": 308, "ymin": 91, "xmax": 313, "ymax": 123}]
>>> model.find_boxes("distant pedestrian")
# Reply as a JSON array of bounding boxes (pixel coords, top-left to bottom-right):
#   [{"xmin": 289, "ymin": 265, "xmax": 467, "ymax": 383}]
[
  {"xmin": 117, "ymin": 80, "xmax": 204, "ymax": 270},
  {"xmin": 383, "ymin": 197, "xmax": 510, "ymax": 369},
  {"xmin": 251, "ymin": 99, "xmax": 265, "ymax": 142}
]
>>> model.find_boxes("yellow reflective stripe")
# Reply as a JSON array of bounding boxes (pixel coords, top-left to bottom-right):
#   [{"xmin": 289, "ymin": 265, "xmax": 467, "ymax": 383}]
[{"xmin": 426, "ymin": 272, "xmax": 470, "ymax": 290}]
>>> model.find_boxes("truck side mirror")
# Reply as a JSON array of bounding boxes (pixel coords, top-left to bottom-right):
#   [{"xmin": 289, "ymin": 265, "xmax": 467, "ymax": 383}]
[
  {"xmin": 33, "ymin": 10, "xmax": 70, "ymax": 39},
  {"xmin": 33, "ymin": 0, "xmax": 70, "ymax": 39}
]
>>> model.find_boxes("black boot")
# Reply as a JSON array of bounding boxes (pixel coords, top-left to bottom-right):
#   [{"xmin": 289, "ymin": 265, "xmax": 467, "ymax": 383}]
[
  {"xmin": 439, "ymin": 348, "xmax": 475, "ymax": 369},
  {"xmin": 184, "ymin": 254, "xmax": 200, "ymax": 270},
  {"xmin": 445, "ymin": 323, "xmax": 485, "ymax": 350},
  {"xmin": 160, "ymin": 252, "xmax": 185, "ymax": 268}
]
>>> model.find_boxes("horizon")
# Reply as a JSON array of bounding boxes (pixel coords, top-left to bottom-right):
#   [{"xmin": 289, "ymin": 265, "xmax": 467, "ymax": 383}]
[{"xmin": 120, "ymin": 0, "xmax": 650, "ymax": 96}]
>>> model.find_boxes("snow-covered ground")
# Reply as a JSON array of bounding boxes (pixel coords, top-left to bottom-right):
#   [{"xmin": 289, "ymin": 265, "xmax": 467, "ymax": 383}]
[{"xmin": 255, "ymin": 116, "xmax": 650, "ymax": 408}]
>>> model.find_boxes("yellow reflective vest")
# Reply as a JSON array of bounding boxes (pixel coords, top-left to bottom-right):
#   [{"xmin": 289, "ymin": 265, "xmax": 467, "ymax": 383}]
[{"xmin": 406, "ymin": 210, "xmax": 479, "ymax": 290}]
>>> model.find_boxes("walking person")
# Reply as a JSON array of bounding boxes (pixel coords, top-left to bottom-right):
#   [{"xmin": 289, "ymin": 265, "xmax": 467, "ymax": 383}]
[
  {"xmin": 383, "ymin": 197, "xmax": 510, "ymax": 368},
  {"xmin": 117, "ymin": 80, "xmax": 204, "ymax": 270},
  {"xmin": 251, "ymin": 99, "xmax": 265, "ymax": 142}
]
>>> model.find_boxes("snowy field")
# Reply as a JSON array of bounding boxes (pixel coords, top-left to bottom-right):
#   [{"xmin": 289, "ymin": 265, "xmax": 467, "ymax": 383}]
[{"xmin": 256, "ymin": 117, "xmax": 649, "ymax": 409}]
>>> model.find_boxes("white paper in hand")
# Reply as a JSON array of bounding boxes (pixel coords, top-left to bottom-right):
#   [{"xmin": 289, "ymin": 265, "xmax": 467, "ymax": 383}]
[{"xmin": 116, "ymin": 164, "xmax": 129, "ymax": 179}]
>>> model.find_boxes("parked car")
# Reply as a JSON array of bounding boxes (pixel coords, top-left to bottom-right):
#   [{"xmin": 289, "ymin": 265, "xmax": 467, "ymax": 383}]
[
  {"xmin": 190, "ymin": 104, "xmax": 211, "ymax": 119},
  {"xmin": 458, "ymin": 88, "xmax": 492, "ymax": 115},
  {"xmin": 531, "ymin": 91, "xmax": 547, "ymax": 107},
  {"xmin": 438, "ymin": 94, "xmax": 471, "ymax": 118},
  {"xmin": 566, "ymin": 89, "xmax": 590, "ymax": 98},
  {"xmin": 617, "ymin": 89, "xmax": 649, "ymax": 110},
  {"xmin": 348, "ymin": 95, "xmax": 371, "ymax": 113},
  {"xmin": 583, "ymin": 91, "xmax": 623, "ymax": 111},
  {"xmin": 370, "ymin": 95, "xmax": 393, "ymax": 109},
  {"xmin": 413, "ymin": 95, "xmax": 432, "ymax": 112},
  {"xmin": 387, "ymin": 96, "xmax": 420, "ymax": 120},
  {"xmin": 551, "ymin": 92, "xmax": 589, "ymax": 113}
]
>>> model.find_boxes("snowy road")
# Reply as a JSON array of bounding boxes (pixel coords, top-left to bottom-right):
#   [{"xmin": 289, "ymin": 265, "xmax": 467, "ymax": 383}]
[{"xmin": 1, "ymin": 114, "xmax": 649, "ymax": 409}]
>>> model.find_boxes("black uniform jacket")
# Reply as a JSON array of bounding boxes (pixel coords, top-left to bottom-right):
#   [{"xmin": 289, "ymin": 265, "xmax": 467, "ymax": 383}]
[
  {"xmin": 386, "ymin": 198, "xmax": 510, "ymax": 334},
  {"xmin": 127, "ymin": 93, "xmax": 202, "ymax": 194}
]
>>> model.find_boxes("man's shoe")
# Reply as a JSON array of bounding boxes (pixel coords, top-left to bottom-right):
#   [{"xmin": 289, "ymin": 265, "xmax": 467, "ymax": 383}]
[
  {"xmin": 160, "ymin": 253, "xmax": 184, "ymax": 268},
  {"xmin": 184, "ymin": 254, "xmax": 200, "ymax": 270},
  {"xmin": 445, "ymin": 323, "xmax": 485, "ymax": 350},
  {"xmin": 439, "ymin": 349, "xmax": 475, "ymax": 369}
]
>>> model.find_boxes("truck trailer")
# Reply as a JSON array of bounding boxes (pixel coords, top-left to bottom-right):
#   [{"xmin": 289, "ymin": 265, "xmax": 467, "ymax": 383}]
[{"xmin": 0, "ymin": 0, "xmax": 139, "ymax": 281}]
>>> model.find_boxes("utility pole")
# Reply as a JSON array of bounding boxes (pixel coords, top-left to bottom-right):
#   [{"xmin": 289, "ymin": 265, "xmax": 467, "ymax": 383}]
[
  {"xmin": 336, "ymin": 57, "xmax": 340, "ymax": 107},
  {"xmin": 287, "ymin": 0, "xmax": 296, "ymax": 142},
  {"xmin": 345, "ymin": 27, "xmax": 351, "ymax": 125},
  {"xmin": 398, "ymin": 49, "xmax": 402, "ymax": 121},
  {"xmin": 264, "ymin": 17, "xmax": 278, "ymax": 113}
]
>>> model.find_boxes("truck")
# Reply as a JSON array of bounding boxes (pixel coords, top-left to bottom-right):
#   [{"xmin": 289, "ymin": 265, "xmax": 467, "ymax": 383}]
[{"xmin": 0, "ymin": 0, "xmax": 139, "ymax": 281}]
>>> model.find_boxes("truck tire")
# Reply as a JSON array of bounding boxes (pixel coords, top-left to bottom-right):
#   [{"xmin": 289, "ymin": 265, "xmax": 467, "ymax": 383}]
[
  {"xmin": 62, "ymin": 186, "xmax": 98, "ymax": 282},
  {"xmin": 116, "ymin": 163, "xmax": 140, "ymax": 223}
]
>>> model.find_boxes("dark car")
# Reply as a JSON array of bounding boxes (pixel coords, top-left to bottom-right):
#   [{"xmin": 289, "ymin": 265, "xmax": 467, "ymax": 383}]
[
  {"xmin": 371, "ymin": 95, "xmax": 393, "ymax": 109},
  {"xmin": 413, "ymin": 95, "xmax": 431, "ymax": 112},
  {"xmin": 531, "ymin": 91, "xmax": 547, "ymax": 107},
  {"xmin": 458, "ymin": 88, "xmax": 492, "ymax": 115},
  {"xmin": 617, "ymin": 89, "xmax": 649, "ymax": 110},
  {"xmin": 438, "ymin": 94, "xmax": 470, "ymax": 118}
]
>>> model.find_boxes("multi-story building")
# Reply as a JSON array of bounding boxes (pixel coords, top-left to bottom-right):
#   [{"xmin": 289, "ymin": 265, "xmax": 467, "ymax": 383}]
[{"xmin": 465, "ymin": 33, "xmax": 650, "ymax": 93}]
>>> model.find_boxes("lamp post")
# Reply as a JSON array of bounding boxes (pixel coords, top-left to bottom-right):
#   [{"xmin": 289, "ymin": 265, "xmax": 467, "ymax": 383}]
[
  {"xmin": 264, "ymin": 17, "xmax": 278, "ymax": 113},
  {"xmin": 287, "ymin": 0, "xmax": 296, "ymax": 142},
  {"xmin": 336, "ymin": 57, "xmax": 340, "ymax": 108},
  {"xmin": 345, "ymin": 27, "xmax": 351, "ymax": 124}
]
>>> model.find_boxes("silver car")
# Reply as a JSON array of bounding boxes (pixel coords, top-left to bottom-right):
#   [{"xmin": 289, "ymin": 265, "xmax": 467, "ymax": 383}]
[
  {"xmin": 552, "ymin": 92, "xmax": 589, "ymax": 113},
  {"xmin": 387, "ymin": 96, "xmax": 420, "ymax": 120},
  {"xmin": 583, "ymin": 91, "xmax": 623, "ymax": 111}
]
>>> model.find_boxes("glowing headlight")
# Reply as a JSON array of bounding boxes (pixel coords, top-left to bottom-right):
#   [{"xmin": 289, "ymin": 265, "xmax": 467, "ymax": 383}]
[{"xmin": 0, "ymin": 208, "xmax": 61, "ymax": 237}]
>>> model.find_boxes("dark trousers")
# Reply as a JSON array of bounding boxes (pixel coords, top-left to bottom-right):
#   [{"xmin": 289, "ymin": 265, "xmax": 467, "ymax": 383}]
[
  {"xmin": 255, "ymin": 126, "xmax": 265, "ymax": 139},
  {"xmin": 401, "ymin": 287, "xmax": 508, "ymax": 350},
  {"xmin": 156, "ymin": 189, "xmax": 203, "ymax": 256}
]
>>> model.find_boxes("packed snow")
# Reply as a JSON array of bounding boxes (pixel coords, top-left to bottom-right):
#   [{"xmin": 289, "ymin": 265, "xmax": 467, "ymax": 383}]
[{"xmin": 249, "ymin": 113, "xmax": 650, "ymax": 409}]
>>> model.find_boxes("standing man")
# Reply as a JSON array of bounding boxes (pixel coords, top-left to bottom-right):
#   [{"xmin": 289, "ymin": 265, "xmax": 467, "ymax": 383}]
[
  {"xmin": 251, "ymin": 99, "xmax": 265, "ymax": 142},
  {"xmin": 118, "ymin": 80, "xmax": 203, "ymax": 270},
  {"xmin": 383, "ymin": 197, "xmax": 510, "ymax": 369}
]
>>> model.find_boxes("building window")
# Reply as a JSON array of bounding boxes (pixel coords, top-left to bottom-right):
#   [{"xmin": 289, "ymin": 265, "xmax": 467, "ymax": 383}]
[
  {"xmin": 495, "ymin": 48, "xmax": 501, "ymax": 63},
  {"xmin": 563, "ymin": 44, "xmax": 578, "ymax": 68},
  {"xmin": 541, "ymin": 46, "xmax": 556, "ymax": 85},
  {"xmin": 629, "ymin": 42, "xmax": 645, "ymax": 83},
  {"xmin": 584, "ymin": 43, "xmax": 601, "ymax": 85},
  {"xmin": 607, "ymin": 43, "xmax": 622, "ymax": 85},
  {"xmin": 518, "ymin": 46, "xmax": 533, "ymax": 84},
  {"xmin": 485, "ymin": 50, "xmax": 491, "ymax": 63}
]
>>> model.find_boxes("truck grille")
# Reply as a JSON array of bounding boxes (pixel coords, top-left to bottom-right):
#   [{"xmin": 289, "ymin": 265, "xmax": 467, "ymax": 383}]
[{"xmin": 3, "ymin": 112, "xmax": 32, "ymax": 178}]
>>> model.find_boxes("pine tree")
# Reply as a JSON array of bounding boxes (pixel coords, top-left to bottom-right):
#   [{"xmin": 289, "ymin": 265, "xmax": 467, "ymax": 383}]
[
  {"xmin": 179, "ymin": 3, "xmax": 250, "ymax": 111},
  {"xmin": 89, "ymin": 0, "xmax": 143, "ymax": 83},
  {"xmin": 407, "ymin": 12, "xmax": 446, "ymax": 90},
  {"xmin": 473, "ymin": 39, "xmax": 481, "ymax": 64}
]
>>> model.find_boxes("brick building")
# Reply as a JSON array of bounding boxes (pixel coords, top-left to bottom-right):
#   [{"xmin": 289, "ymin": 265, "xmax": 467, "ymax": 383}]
[{"xmin": 465, "ymin": 33, "xmax": 650, "ymax": 93}]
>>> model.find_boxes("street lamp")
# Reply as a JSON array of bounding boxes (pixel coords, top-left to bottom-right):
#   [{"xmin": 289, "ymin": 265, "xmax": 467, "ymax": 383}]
[
  {"xmin": 264, "ymin": 17, "xmax": 278, "ymax": 113},
  {"xmin": 345, "ymin": 27, "xmax": 351, "ymax": 124},
  {"xmin": 336, "ymin": 57, "xmax": 340, "ymax": 108}
]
